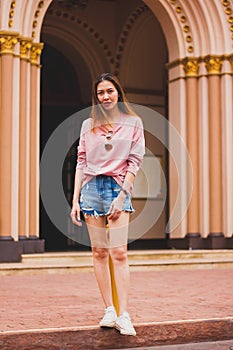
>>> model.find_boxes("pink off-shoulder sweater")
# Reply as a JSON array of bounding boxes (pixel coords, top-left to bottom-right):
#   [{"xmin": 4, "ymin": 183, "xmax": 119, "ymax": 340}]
[{"xmin": 76, "ymin": 114, "xmax": 145, "ymax": 187}]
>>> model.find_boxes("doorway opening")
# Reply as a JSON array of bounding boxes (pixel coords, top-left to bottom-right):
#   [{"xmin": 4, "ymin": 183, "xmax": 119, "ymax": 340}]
[{"xmin": 40, "ymin": 0, "xmax": 168, "ymax": 251}]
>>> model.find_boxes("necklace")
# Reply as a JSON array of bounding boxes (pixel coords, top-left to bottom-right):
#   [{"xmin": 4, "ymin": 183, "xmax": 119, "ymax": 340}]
[{"xmin": 105, "ymin": 130, "xmax": 113, "ymax": 151}]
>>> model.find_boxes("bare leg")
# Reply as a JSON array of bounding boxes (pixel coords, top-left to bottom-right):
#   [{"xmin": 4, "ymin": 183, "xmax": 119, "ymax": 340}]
[
  {"xmin": 108, "ymin": 212, "xmax": 130, "ymax": 315},
  {"xmin": 85, "ymin": 215, "xmax": 113, "ymax": 308}
]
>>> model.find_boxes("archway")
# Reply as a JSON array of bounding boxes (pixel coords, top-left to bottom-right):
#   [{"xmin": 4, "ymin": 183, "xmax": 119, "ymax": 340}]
[
  {"xmin": 38, "ymin": 0, "xmax": 233, "ymax": 251},
  {"xmin": 40, "ymin": 0, "xmax": 169, "ymax": 251}
]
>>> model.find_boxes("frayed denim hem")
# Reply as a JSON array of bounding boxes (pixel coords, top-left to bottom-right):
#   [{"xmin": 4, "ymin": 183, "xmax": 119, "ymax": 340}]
[
  {"xmin": 81, "ymin": 208, "xmax": 101, "ymax": 219},
  {"xmin": 81, "ymin": 209, "xmax": 135, "ymax": 219}
]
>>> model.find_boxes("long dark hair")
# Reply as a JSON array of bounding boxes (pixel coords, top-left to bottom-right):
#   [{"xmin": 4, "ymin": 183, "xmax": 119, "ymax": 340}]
[{"xmin": 90, "ymin": 73, "xmax": 136, "ymax": 130}]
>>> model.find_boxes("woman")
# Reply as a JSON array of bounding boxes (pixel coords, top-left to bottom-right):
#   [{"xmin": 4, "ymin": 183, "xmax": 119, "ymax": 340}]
[{"xmin": 70, "ymin": 73, "xmax": 145, "ymax": 336}]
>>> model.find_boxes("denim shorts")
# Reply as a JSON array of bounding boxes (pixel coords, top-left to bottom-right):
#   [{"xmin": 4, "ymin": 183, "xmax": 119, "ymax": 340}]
[{"xmin": 79, "ymin": 175, "xmax": 134, "ymax": 217}]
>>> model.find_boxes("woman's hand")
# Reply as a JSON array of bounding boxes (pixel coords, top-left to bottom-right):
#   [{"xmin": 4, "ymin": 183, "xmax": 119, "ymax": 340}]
[
  {"xmin": 108, "ymin": 192, "xmax": 126, "ymax": 221},
  {"xmin": 70, "ymin": 202, "xmax": 82, "ymax": 227}
]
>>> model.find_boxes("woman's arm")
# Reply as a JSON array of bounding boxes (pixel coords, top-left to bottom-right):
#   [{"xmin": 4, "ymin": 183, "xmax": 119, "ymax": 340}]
[
  {"xmin": 70, "ymin": 168, "xmax": 84, "ymax": 226},
  {"xmin": 70, "ymin": 120, "xmax": 88, "ymax": 226}
]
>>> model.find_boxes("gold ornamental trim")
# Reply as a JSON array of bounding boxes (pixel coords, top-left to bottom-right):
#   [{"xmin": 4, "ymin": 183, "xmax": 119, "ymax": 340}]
[
  {"xmin": 182, "ymin": 57, "xmax": 200, "ymax": 77},
  {"xmin": 30, "ymin": 42, "xmax": 44, "ymax": 66},
  {"xmin": 31, "ymin": 1, "xmax": 45, "ymax": 39},
  {"xmin": 167, "ymin": 55, "xmax": 233, "ymax": 82},
  {"xmin": 229, "ymin": 54, "xmax": 233, "ymax": 71},
  {"xmin": 204, "ymin": 55, "xmax": 224, "ymax": 75},
  {"xmin": 168, "ymin": 0, "xmax": 194, "ymax": 54},
  {"xmin": 20, "ymin": 38, "xmax": 32, "ymax": 60},
  {"xmin": 222, "ymin": 0, "xmax": 233, "ymax": 47},
  {"xmin": 8, "ymin": 1, "xmax": 16, "ymax": 28},
  {"xmin": 0, "ymin": 31, "xmax": 19, "ymax": 55}
]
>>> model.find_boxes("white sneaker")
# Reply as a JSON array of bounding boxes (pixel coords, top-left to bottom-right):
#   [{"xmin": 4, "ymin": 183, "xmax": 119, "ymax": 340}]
[
  {"xmin": 115, "ymin": 312, "xmax": 136, "ymax": 336},
  {"xmin": 99, "ymin": 306, "xmax": 117, "ymax": 328}
]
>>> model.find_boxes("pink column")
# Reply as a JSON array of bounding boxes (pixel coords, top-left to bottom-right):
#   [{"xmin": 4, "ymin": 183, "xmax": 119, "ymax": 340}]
[
  {"xmin": 29, "ymin": 43, "xmax": 44, "ymax": 238},
  {"xmin": 0, "ymin": 33, "xmax": 18, "ymax": 239},
  {"xmin": 183, "ymin": 58, "xmax": 200, "ymax": 236},
  {"xmin": 231, "ymin": 55, "xmax": 233, "ymax": 100},
  {"xmin": 19, "ymin": 38, "xmax": 32, "ymax": 238},
  {"xmin": 204, "ymin": 56, "xmax": 223, "ymax": 236}
]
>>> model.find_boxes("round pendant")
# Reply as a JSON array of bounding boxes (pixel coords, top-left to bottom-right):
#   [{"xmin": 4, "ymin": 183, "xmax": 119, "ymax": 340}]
[{"xmin": 105, "ymin": 143, "xmax": 113, "ymax": 151}]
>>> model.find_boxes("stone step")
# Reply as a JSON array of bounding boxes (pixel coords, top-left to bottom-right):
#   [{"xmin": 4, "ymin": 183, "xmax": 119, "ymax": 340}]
[
  {"xmin": 129, "ymin": 249, "xmax": 233, "ymax": 261},
  {"xmin": 0, "ymin": 250, "xmax": 233, "ymax": 275},
  {"xmin": 22, "ymin": 251, "xmax": 93, "ymax": 265},
  {"xmin": 21, "ymin": 249, "xmax": 233, "ymax": 264},
  {"xmin": 0, "ymin": 317, "xmax": 232, "ymax": 350}
]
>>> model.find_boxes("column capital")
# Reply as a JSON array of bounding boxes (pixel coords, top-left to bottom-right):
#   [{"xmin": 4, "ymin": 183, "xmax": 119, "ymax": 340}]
[
  {"xmin": 182, "ymin": 57, "xmax": 200, "ymax": 77},
  {"xmin": 0, "ymin": 31, "xmax": 19, "ymax": 55},
  {"xmin": 30, "ymin": 42, "xmax": 44, "ymax": 66},
  {"xmin": 20, "ymin": 37, "xmax": 32, "ymax": 60},
  {"xmin": 229, "ymin": 54, "xmax": 233, "ymax": 72},
  {"xmin": 204, "ymin": 55, "xmax": 224, "ymax": 75}
]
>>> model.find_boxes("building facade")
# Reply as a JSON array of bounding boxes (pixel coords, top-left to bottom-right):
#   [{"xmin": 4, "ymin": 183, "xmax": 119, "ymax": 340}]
[{"xmin": 0, "ymin": 0, "xmax": 233, "ymax": 262}]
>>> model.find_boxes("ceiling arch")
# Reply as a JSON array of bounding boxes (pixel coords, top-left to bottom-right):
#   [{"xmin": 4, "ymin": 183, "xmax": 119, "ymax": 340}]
[
  {"xmin": 119, "ymin": 10, "xmax": 168, "ymax": 91},
  {"xmin": 42, "ymin": 18, "xmax": 109, "ymax": 79}
]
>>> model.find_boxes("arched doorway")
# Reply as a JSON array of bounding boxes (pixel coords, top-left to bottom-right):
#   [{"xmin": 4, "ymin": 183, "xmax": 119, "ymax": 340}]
[
  {"xmin": 40, "ymin": 0, "xmax": 169, "ymax": 251},
  {"xmin": 1, "ymin": 0, "xmax": 232, "ymax": 261}
]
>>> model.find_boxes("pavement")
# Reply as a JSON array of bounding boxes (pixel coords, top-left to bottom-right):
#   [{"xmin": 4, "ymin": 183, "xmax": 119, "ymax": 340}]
[
  {"xmin": 0, "ymin": 268, "xmax": 233, "ymax": 349},
  {"xmin": 120, "ymin": 340, "xmax": 233, "ymax": 349}
]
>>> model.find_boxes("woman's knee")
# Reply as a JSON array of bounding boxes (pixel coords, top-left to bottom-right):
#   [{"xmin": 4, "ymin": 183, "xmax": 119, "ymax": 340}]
[
  {"xmin": 110, "ymin": 246, "xmax": 128, "ymax": 264},
  {"xmin": 92, "ymin": 247, "xmax": 109, "ymax": 261}
]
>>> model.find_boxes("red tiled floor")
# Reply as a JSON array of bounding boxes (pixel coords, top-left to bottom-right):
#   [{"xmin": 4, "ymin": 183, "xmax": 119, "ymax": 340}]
[{"xmin": 0, "ymin": 268, "xmax": 233, "ymax": 333}]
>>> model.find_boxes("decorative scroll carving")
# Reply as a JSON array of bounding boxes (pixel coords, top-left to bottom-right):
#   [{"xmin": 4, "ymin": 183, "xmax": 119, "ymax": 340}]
[
  {"xmin": 0, "ymin": 31, "xmax": 19, "ymax": 54},
  {"xmin": 30, "ymin": 42, "xmax": 44, "ymax": 66},
  {"xmin": 20, "ymin": 38, "xmax": 32, "ymax": 60},
  {"xmin": 182, "ymin": 57, "xmax": 200, "ymax": 77},
  {"xmin": 229, "ymin": 54, "xmax": 233, "ymax": 71},
  {"xmin": 204, "ymin": 55, "xmax": 223, "ymax": 75}
]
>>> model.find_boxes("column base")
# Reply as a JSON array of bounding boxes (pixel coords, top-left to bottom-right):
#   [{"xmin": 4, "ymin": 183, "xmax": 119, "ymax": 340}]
[
  {"xmin": 19, "ymin": 236, "xmax": 45, "ymax": 254},
  {"xmin": 0, "ymin": 240, "xmax": 23, "ymax": 262},
  {"xmin": 205, "ymin": 233, "xmax": 233, "ymax": 249},
  {"xmin": 169, "ymin": 233, "xmax": 233, "ymax": 250},
  {"xmin": 169, "ymin": 233, "xmax": 202, "ymax": 250}
]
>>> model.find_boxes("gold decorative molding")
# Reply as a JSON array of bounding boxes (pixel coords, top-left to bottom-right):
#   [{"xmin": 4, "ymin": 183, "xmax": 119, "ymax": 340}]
[
  {"xmin": 229, "ymin": 55, "xmax": 233, "ymax": 71},
  {"xmin": 20, "ymin": 38, "xmax": 32, "ymax": 60},
  {"xmin": 32, "ymin": 1, "xmax": 45, "ymax": 38},
  {"xmin": 30, "ymin": 42, "xmax": 44, "ymax": 66},
  {"xmin": 204, "ymin": 55, "xmax": 224, "ymax": 75},
  {"xmin": 182, "ymin": 57, "xmax": 200, "ymax": 77},
  {"xmin": 0, "ymin": 31, "xmax": 19, "ymax": 55},
  {"xmin": 168, "ymin": 0, "xmax": 194, "ymax": 54},
  {"xmin": 221, "ymin": 0, "xmax": 233, "ymax": 47},
  {"xmin": 167, "ymin": 55, "xmax": 232, "ymax": 81},
  {"xmin": 8, "ymin": 1, "xmax": 16, "ymax": 28}
]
